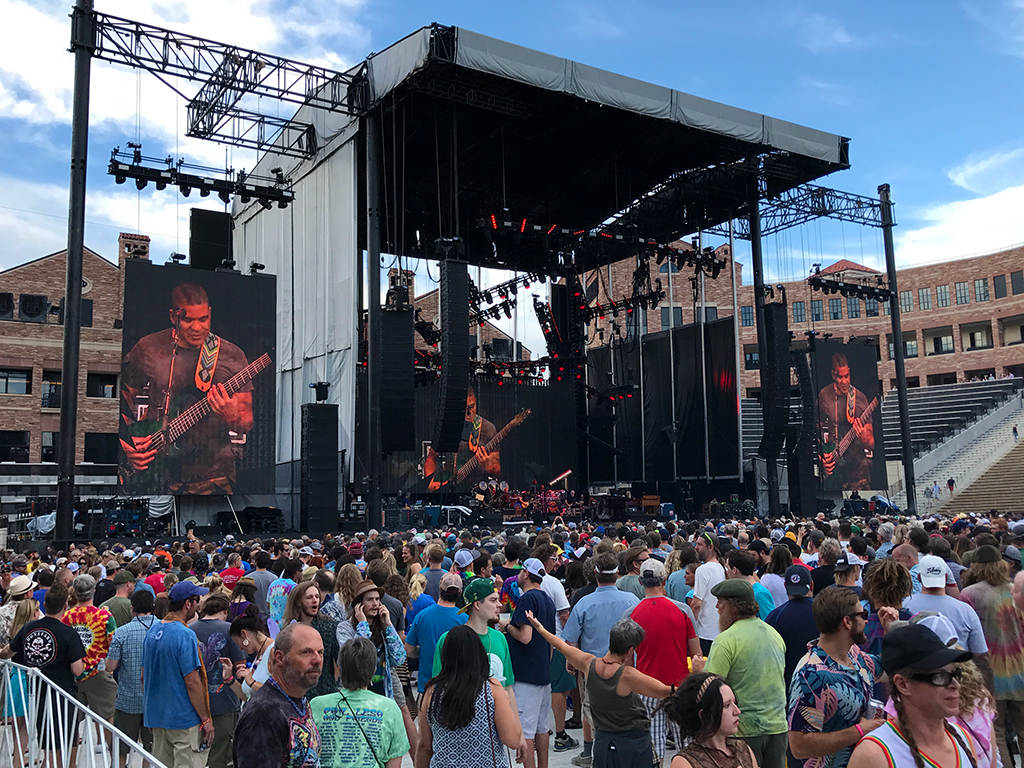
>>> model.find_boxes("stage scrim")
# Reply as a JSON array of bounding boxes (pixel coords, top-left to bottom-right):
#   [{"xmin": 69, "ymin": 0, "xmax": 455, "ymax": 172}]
[
  {"xmin": 811, "ymin": 340, "xmax": 885, "ymax": 492},
  {"xmin": 359, "ymin": 377, "xmax": 579, "ymax": 494},
  {"xmin": 119, "ymin": 260, "xmax": 276, "ymax": 496}
]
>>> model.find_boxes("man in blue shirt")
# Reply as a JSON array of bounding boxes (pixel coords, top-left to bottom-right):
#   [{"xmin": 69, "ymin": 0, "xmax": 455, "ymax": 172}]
[
  {"xmin": 106, "ymin": 589, "xmax": 158, "ymax": 763},
  {"xmin": 562, "ymin": 552, "xmax": 639, "ymax": 767},
  {"xmin": 765, "ymin": 565, "xmax": 818, "ymax": 689},
  {"xmin": 405, "ymin": 572, "xmax": 467, "ymax": 697},
  {"xmin": 142, "ymin": 581, "xmax": 215, "ymax": 768}
]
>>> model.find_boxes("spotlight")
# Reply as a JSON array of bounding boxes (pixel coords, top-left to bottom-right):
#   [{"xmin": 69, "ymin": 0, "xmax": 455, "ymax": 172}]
[
  {"xmin": 115, "ymin": 175, "xmax": 126, "ymax": 184},
  {"xmin": 259, "ymin": 198, "xmax": 273, "ymax": 210},
  {"xmin": 167, "ymin": 252, "xmax": 187, "ymax": 265},
  {"xmin": 218, "ymin": 190, "xmax": 231, "ymax": 204},
  {"xmin": 248, "ymin": 261, "xmax": 265, "ymax": 275},
  {"xmin": 135, "ymin": 178, "xmax": 147, "ymax": 190},
  {"xmin": 200, "ymin": 188, "xmax": 211, "ymax": 197},
  {"xmin": 180, "ymin": 185, "xmax": 191, "ymax": 197},
  {"xmin": 220, "ymin": 259, "xmax": 236, "ymax": 270},
  {"xmin": 310, "ymin": 381, "xmax": 331, "ymax": 402}
]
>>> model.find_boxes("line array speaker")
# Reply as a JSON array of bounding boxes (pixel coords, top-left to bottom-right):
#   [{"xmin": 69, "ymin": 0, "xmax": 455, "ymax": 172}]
[
  {"xmin": 189, "ymin": 209, "xmax": 233, "ymax": 271},
  {"xmin": 791, "ymin": 348, "xmax": 816, "ymax": 455},
  {"xmin": 430, "ymin": 260, "xmax": 471, "ymax": 453},
  {"xmin": 757, "ymin": 303, "xmax": 790, "ymax": 462},
  {"xmin": 380, "ymin": 307, "xmax": 415, "ymax": 453},
  {"xmin": 301, "ymin": 403, "xmax": 338, "ymax": 532}
]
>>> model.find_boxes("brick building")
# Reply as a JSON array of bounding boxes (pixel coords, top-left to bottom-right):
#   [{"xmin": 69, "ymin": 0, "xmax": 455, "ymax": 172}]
[
  {"xmin": 0, "ymin": 233, "xmax": 148, "ymax": 501},
  {"xmin": 586, "ymin": 243, "xmax": 1024, "ymax": 397}
]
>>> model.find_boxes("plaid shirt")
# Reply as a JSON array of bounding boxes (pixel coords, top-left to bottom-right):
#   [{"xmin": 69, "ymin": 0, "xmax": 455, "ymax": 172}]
[{"xmin": 107, "ymin": 615, "xmax": 157, "ymax": 714}]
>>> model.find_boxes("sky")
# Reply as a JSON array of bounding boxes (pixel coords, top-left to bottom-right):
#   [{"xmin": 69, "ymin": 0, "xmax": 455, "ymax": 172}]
[{"xmin": 3, "ymin": 0, "xmax": 1024, "ymax": 356}]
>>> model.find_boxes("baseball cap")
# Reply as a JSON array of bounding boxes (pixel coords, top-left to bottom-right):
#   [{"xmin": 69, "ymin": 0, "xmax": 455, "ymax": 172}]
[
  {"xmin": 454, "ymin": 549, "xmax": 479, "ymax": 569},
  {"xmin": 113, "ymin": 570, "xmax": 135, "ymax": 585},
  {"xmin": 168, "ymin": 581, "xmax": 209, "ymax": 601},
  {"xmin": 594, "ymin": 526, "xmax": 605, "ymax": 537},
  {"xmin": 639, "ymin": 558, "xmax": 666, "ymax": 580},
  {"xmin": 784, "ymin": 565, "xmax": 811, "ymax": 596},
  {"xmin": 747, "ymin": 540, "xmax": 769, "ymax": 555},
  {"xmin": 833, "ymin": 553, "xmax": 856, "ymax": 573},
  {"xmin": 458, "ymin": 578, "xmax": 496, "ymax": 613},
  {"xmin": 918, "ymin": 555, "xmax": 948, "ymax": 589},
  {"xmin": 523, "ymin": 557, "xmax": 546, "ymax": 577},
  {"xmin": 439, "ymin": 572, "xmax": 462, "ymax": 592},
  {"xmin": 882, "ymin": 623, "xmax": 972, "ymax": 676},
  {"xmin": 299, "ymin": 546, "xmax": 314, "ymax": 556},
  {"xmin": 1004, "ymin": 545, "xmax": 1021, "ymax": 566},
  {"xmin": 224, "ymin": 534, "xmax": 235, "ymax": 543},
  {"xmin": 710, "ymin": 579, "xmax": 755, "ymax": 602}
]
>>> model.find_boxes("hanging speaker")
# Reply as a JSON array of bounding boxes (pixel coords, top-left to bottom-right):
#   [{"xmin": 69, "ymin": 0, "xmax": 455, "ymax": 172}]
[
  {"xmin": 431, "ymin": 260, "xmax": 471, "ymax": 453},
  {"xmin": 0, "ymin": 293, "xmax": 13, "ymax": 321},
  {"xmin": 380, "ymin": 307, "xmax": 415, "ymax": 453},
  {"xmin": 301, "ymin": 403, "xmax": 339, "ymax": 532},
  {"xmin": 18, "ymin": 294, "xmax": 49, "ymax": 323},
  {"xmin": 791, "ymin": 347, "xmax": 816, "ymax": 455},
  {"xmin": 189, "ymin": 209, "xmax": 233, "ymax": 271},
  {"xmin": 757, "ymin": 303, "xmax": 789, "ymax": 462}
]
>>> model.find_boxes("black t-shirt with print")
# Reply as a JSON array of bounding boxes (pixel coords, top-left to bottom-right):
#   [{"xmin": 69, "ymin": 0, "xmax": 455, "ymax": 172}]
[
  {"xmin": 233, "ymin": 680, "xmax": 320, "ymax": 768},
  {"xmin": 10, "ymin": 616, "xmax": 87, "ymax": 695}
]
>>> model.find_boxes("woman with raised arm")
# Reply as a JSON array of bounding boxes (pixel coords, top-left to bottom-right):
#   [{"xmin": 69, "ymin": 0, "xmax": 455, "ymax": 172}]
[{"xmin": 524, "ymin": 610, "xmax": 672, "ymax": 768}]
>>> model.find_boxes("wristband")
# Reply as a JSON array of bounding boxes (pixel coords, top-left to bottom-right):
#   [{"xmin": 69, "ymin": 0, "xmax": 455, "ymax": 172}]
[
  {"xmin": 201, "ymin": 718, "xmax": 212, "ymax": 728},
  {"xmin": 224, "ymin": 677, "xmax": 235, "ymax": 684},
  {"xmin": 854, "ymin": 724, "xmax": 864, "ymax": 739}
]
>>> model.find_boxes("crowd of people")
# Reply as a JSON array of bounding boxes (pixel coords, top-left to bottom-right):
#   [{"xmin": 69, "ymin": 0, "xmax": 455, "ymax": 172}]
[{"xmin": 0, "ymin": 509, "xmax": 1022, "ymax": 768}]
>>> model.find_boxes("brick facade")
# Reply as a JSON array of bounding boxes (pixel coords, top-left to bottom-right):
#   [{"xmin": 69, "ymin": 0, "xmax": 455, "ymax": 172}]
[
  {"xmin": 0, "ymin": 235, "xmax": 148, "ymax": 474},
  {"xmin": 588, "ymin": 244, "xmax": 1024, "ymax": 397}
]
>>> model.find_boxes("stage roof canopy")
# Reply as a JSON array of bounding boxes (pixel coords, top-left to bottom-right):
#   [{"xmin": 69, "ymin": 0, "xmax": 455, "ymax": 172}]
[{"xmin": 278, "ymin": 25, "xmax": 851, "ymax": 272}]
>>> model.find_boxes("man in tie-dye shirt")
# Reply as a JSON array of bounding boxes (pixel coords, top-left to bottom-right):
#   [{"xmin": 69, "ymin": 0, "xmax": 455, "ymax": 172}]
[{"xmin": 62, "ymin": 574, "xmax": 118, "ymax": 722}]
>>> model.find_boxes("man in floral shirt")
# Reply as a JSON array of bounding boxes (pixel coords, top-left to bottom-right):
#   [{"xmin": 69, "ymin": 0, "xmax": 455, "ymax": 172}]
[
  {"xmin": 62, "ymin": 574, "xmax": 118, "ymax": 722},
  {"xmin": 788, "ymin": 586, "xmax": 897, "ymax": 768}
]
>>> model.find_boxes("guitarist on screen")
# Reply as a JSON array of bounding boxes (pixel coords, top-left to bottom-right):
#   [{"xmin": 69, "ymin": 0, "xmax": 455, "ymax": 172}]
[
  {"xmin": 119, "ymin": 282, "xmax": 254, "ymax": 495},
  {"xmin": 818, "ymin": 351, "xmax": 875, "ymax": 491},
  {"xmin": 423, "ymin": 386, "xmax": 501, "ymax": 490}
]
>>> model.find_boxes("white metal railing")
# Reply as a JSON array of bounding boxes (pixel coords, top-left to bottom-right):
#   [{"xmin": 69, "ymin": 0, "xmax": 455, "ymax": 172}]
[{"xmin": 1, "ymin": 660, "xmax": 167, "ymax": 768}]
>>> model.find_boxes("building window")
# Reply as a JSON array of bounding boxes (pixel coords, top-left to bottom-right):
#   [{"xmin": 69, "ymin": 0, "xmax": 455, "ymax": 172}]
[
  {"xmin": 936, "ymin": 285, "xmax": 950, "ymax": 307},
  {"xmin": 846, "ymin": 297, "xmax": 860, "ymax": 318},
  {"xmin": 994, "ymin": 274, "xmax": 1007, "ymax": 299},
  {"xmin": 933, "ymin": 335, "xmax": 954, "ymax": 354},
  {"xmin": 900, "ymin": 290, "xmax": 913, "ymax": 313},
  {"xmin": 0, "ymin": 369, "xmax": 31, "ymax": 395},
  {"xmin": 955, "ymin": 281, "xmax": 970, "ymax": 305},
  {"xmin": 828, "ymin": 298, "xmax": 842, "ymax": 320},
  {"xmin": 660, "ymin": 306, "xmax": 682, "ymax": 328},
  {"xmin": 41, "ymin": 370, "xmax": 61, "ymax": 408},
  {"xmin": 86, "ymin": 373, "xmax": 118, "ymax": 398},
  {"xmin": 744, "ymin": 350, "xmax": 760, "ymax": 370},
  {"xmin": 884, "ymin": 299, "xmax": 891, "ymax": 315},
  {"xmin": 974, "ymin": 278, "xmax": 989, "ymax": 302},
  {"xmin": 740, "ymin": 306, "xmax": 753, "ymax": 327},
  {"xmin": 905, "ymin": 339, "xmax": 919, "ymax": 358},
  {"xmin": 865, "ymin": 298, "xmax": 879, "ymax": 317},
  {"xmin": 918, "ymin": 287, "xmax": 932, "ymax": 310},
  {"xmin": 41, "ymin": 432, "xmax": 59, "ymax": 463},
  {"xmin": 703, "ymin": 307, "xmax": 718, "ymax": 322},
  {"xmin": 811, "ymin": 300, "xmax": 824, "ymax": 322},
  {"xmin": 84, "ymin": 433, "xmax": 119, "ymax": 464},
  {"xmin": 793, "ymin": 301, "xmax": 806, "ymax": 323},
  {"xmin": 0, "ymin": 431, "xmax": 29, "ymax": 463},
  {"xmin": 1012, "ymin": 271, "xmax": 1024, "ymax": 296}
]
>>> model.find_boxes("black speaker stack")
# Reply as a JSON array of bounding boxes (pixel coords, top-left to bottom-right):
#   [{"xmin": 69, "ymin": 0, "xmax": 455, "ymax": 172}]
[
  {"xmin": 380, "ymin": 307, "xmax": 416, "ymax": 453},
  {"xmin": 189, "ymin": 209, "xmax": 233, "ymax": 271},
  {"xmin": 757, "ymin": 303, "xmax": 790, "ymax": 463},
  {"xmin": 301, "ymin": 403, "xmax": 339, "ymax": 532},
  {"xmin": 430, "ymin": 260, "xmax": 471, "ymax": 453}
]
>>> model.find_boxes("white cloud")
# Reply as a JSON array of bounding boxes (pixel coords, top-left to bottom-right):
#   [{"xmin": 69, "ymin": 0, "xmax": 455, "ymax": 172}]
[
  {"xmin": 948, "ymin": 146, "xmax": 1024, "ymax": 195},
  {"xmin": 789, "ymin": 13, "xmax": 862, "ymax": 54},
  {"xmin": 894, "ymin": 183, "xmax": 1024, "ymax": 265}
]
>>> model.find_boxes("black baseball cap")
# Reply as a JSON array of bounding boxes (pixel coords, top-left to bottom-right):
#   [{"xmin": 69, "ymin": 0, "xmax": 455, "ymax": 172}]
[
  {"xmin": 747, "ymin": 540, "xmax": 769, "ymax": 554},
  {"xmin": 784, "ymin": 564, "xmax": 811, "ymax": 596},
  {"xmin": 882, "ymin": 624, "xmax": 973, "ymax": 676}
]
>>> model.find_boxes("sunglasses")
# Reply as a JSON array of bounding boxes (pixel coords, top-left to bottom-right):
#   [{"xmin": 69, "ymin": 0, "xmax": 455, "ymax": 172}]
[
  {"xmin": 847, "ymin": 609, "xmax": 869, "ymax": 621},
  {"xmin": 908, "ymin": 668, "xmax": 962, "ymax": 687}
]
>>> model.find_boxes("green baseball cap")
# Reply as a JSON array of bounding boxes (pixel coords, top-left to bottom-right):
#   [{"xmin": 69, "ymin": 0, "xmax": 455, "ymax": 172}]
[
  {"xmin": 458, "ymin": 577, "xmax": 496, "ymax": 613},
  {"xmin": 710, "ymin": 578, "xmax": 755, "ymax": 602}
]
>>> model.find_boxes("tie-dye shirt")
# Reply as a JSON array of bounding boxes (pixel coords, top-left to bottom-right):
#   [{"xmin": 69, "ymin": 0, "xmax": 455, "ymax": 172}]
[
  {"xmin": 788, "ymin": 642, "xmax": 881, "ymax": 768},
  {"xmin": 960, "ymin": 581, "xmax": 1024, "ymax": 699},
  {"xmin": 62, "ymin": 605, "xmax": 116, "ymax": 681}
]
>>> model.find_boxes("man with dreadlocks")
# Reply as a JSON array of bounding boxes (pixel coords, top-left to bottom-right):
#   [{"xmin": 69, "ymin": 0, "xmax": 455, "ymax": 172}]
[{"xmin": 848, "ymin": 623, "xmax": 979, "ymax": 768}]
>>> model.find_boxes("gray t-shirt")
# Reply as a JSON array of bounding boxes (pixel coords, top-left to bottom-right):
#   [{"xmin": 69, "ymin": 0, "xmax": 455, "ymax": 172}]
[
  {"xmin": 251, "ymin": 569, "xmax": 277, "ymax": 619},
  {"xmin": 190, "ymin": 617, "xmax": 246, "ymax": 716},
  {"xmin": 381, "ymin": 593, "xmax": 406, "ymax": 634},
  {"xmin": 904, "ymin": 593, "xmax": 989, "ymax": 654}
]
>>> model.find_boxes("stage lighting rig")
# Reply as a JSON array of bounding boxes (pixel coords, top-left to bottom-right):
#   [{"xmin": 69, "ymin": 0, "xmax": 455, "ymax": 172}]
[
  {"xmin": 166, "ymin": 252, "xmax": 187, "ymax": 265},
  {"xmin": 582, "ymin": 287, "xmax": 665, "ymax": 323},
  {"xmin": 108, "ymin": 146, "xmax": 295, "ymax": 208},
  {"xmin": 248, "ymin": 261, "xmax": 266, "ymax": 275},
  {"xmin": 808, "ymin": 272, "xmax": 891, "ymax": 302},
  {"xmin": 414, "ymin": 309, "xmax": 441, "ymax": 348}
]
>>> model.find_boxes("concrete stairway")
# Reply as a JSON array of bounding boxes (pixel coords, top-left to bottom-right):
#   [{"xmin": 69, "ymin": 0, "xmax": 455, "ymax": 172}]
[{"xmin": 939, "ymin": 439, "xmax": 1024, "ymax": 515}]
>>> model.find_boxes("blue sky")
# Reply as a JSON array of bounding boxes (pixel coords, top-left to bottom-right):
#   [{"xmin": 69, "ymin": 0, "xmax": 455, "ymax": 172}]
[{"xmin": 3, "ymin": 0, "xmax": 1024, "ymax": 353}]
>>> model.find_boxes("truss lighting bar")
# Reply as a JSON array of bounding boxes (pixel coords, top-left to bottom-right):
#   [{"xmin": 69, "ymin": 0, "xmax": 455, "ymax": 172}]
[
  {"xmin": 108, "ymin": 148, "xmax": 294, "ymax": 208},
  {"xmin": 581, "ymin": 288, "xmax": 665, "ymax": 323},
  {"xmin": 481, "ymin": 212, "xmax": 660, "ymax": 249},
  {"xmin": 808, "ymin": 274, "xmax": 891, "ymax": 302}
]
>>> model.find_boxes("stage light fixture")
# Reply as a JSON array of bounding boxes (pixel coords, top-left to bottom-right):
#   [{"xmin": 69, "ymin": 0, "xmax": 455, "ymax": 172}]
[
  {"xmin": 180, "ymin": 184, "xmax": 191, "ymax": 196},
  {"xmin": 200, "ymin": 188, "xmax": 211, "ymax": 197},
  {"xmin": 248, "ymin": 261, "xmax": 265, "ymax": 274},
  {"xmin": 218, "ymin": 190, "xmax": 231, "ymax": 203},
  {"xmin": 167, "ymin": 252, "xmax": 187, "ymax": 265},
  {"xmin": 220, "ymin": 259, "xmax": 237, "ymax": 270},
  {"xmin": 259, "ymin": 198, "xmax": 273, "ymax": 210},
  {"xmin": 135, "ymin": 178, "xmax": 147, "ymax": 190}
]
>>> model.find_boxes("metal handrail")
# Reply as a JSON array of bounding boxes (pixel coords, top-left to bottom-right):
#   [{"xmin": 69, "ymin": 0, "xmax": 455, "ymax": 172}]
[{"xmin": 1, "ymin": 659, "xmax": 167, "ymax": 768}]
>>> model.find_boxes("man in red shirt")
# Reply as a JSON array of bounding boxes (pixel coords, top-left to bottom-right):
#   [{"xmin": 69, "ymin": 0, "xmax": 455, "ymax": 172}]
[
  {"xmin": 624, "ymin": 558, "xmax": 700, "ymax": 766},
  {"xmin": 62, "ymin": 574, "xmax": 118, "ymax": 723},
  {"xmin": 219, "ymin": 552, "xmax": 246, "ymax": 591},
  {"xmin": 144, "ymin": 562, "xmax": 167, "ymax": 594}
]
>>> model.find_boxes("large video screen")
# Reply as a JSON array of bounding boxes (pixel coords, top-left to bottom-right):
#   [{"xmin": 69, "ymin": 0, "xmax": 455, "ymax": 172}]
[
  {"xmin": 812, "ymin": 340, "xmax": 886, "ymax": 492},
  {"xmin": 119, "ymin": 260, "xmax": 276, "ymax": 496},
  {"xmin": 360, "ymin": 376, "xmax": 579, "ymax": 495}
]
